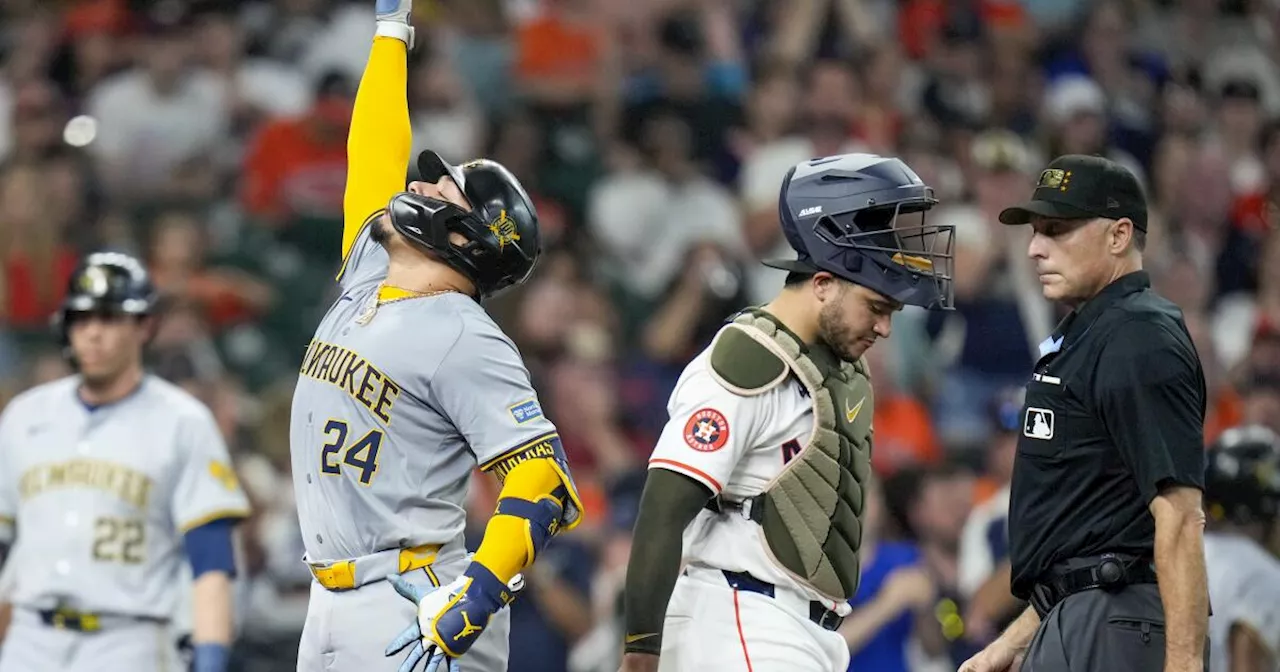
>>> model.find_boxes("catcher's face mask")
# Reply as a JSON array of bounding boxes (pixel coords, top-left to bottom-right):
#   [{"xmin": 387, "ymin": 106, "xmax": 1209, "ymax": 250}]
[{"xmin": 814, "ymin": 197, "xmax": 956, "ymax": 310}]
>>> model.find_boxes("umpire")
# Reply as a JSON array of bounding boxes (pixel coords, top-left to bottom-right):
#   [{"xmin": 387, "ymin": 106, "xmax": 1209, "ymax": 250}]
[{"xmin": 959, "ymin": 155, "xmax": 1210, "ymax": 672}]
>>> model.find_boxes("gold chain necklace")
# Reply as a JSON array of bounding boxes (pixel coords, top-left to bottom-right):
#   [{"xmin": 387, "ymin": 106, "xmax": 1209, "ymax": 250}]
[{"xmin": 356, "ymin": 283, "xmax": 456, "ymax": 325}]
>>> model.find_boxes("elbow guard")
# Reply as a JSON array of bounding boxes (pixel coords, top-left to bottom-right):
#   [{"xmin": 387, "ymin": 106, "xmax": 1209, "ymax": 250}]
[
  {"xmin": 494, "ymin": 486, "xmax": 569, "ymax": 563},
  {"xmin": 486, "ymin": 435, "xmax": 585, "ymax": 532}
]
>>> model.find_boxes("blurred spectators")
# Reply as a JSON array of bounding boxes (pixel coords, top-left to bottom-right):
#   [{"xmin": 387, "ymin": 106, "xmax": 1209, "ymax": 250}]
[
  {"xmin": 840, "ymin": 476, "xmax": 944, "ymax": 672},
  {"xmin": 240, "ymin": 72, "xmax": 352, "ymax": 227},
  {"xmin": 884, "ymin": 462, "xmax": 979, "ymax": 669},
  {"xmin": 956, "ymin": 387, "xmax": 1025, "ymax": 648},
  {"xmin": 1, "ymin": 1, "xmax": 1277, "ymax": 670},
  {"xmin": 925, "ymin": 129, "xmax": 1052, "ymax": 450},
  {"xmin": 85, "ymin": 13, "xmax": 228, "ymax": 201}
]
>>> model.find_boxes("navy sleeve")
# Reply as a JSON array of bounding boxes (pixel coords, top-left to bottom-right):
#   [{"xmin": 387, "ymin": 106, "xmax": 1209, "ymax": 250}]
[
  {"xmin": 184, "ymin": 518, "xmax": 238, "ymax": 579},
  {"xmin": 1094, "ymin": 319, "xmax": 1207, "ymax": 503}
]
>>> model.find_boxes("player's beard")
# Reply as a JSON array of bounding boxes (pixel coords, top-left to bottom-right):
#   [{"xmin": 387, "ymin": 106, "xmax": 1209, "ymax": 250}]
[
  {"xmin": 817, "ymin": 296, "xmax": 865, "ymax": 362},
  {"xmin": 371, "ymin": 213, "xmax": 392, "ymax": 246}
]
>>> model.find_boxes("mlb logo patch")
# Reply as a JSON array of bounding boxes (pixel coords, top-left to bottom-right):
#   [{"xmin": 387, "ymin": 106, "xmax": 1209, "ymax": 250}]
[
  {"xmin": 509, "ymin": 400, "xmax": 543, "ymax": 424},
  {"xmin": 1024, "ymin": 407, "xmax": 1055, "ymax": 440}
]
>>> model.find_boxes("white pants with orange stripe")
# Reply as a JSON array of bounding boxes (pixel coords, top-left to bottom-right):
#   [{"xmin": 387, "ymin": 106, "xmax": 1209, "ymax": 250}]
[{"xmin": 659, "ymin": 566, "xmax": 850, "ymax": 672}]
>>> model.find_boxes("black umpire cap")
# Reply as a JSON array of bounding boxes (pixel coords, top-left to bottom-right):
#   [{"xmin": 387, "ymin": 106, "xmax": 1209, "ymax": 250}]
[{"xmin": 998, "ymin": 154, "xmax": 1148, "ymax": 232}]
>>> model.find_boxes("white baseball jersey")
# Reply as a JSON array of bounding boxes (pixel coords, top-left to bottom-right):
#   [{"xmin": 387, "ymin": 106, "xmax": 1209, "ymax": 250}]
[
  {"xmin": 1204, "ymin": 531, "xmax": 1280, "ymax": 672},
  {"xmin": 648, "ymin": 344, "xmax": 844, "ymax": 607},
  {"xmin": 0, "ymin": 375, "xmax": 250, "ymax": 619},
  {"xmin": 958, "ymin": 485, "xmax": 1010, "ymax": 599}
]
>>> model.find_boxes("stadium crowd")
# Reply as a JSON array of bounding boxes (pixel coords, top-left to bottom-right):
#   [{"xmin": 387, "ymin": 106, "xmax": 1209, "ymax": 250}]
[{"xmin": 1, "ymin": 0, "xmax": 1278, "ymax": 670}]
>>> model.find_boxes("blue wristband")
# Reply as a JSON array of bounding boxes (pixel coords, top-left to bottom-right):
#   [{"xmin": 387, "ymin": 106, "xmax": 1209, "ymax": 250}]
[{"xmin": 193, "ymin": 643, "xmax": 229, "ymax": 672}]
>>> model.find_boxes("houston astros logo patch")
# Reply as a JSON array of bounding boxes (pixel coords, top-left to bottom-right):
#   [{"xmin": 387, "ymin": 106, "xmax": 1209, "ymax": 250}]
[
  {"xmin": 489, "ymin": 209, "xmax": 520, "ymax": 250},
  {"xmin": 683, "ymin": 408, "xmax": 729, "ymax": 452}
]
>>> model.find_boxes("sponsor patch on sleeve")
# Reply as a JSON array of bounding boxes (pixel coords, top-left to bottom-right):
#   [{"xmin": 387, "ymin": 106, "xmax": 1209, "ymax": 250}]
[
  {"xmin": 683, "ymin": 408, "xmax": 730, "ymax": 452},
  {"xmin": 509, "ymin": 399, "xmax": 543, "ymax": 424}
]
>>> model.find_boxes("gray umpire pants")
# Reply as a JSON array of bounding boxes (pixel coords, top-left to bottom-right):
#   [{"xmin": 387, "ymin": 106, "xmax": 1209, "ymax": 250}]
[{"xmin": 1023, "ymin": 584, "xmax": 1209, "ymax": 671}]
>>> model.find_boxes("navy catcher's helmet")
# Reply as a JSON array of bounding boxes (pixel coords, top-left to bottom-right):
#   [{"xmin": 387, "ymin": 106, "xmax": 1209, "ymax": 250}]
[
  {"xmin": 386, "ymin": 150, "xmax": 540, "ymax": 299},
  {"xmin": 53, "ymin": 251, "xmax": 158, "ymax": 349},
  {"xmin": 764, "ymin": 153, "xmax": 955, "ymax": 309},
  {"xmin": 1205, "ymin": 425, "xmax": 1280, "ymax": 526}
]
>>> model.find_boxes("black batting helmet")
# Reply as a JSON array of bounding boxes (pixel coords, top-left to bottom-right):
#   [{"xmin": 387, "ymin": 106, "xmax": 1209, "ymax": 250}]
[
  {"xmin": 1205, "ymin": 425, "xmax": 1280, "ymax": 526},
  {"xmin": 53, "ymin": 251, "xmax": 157, "ymax": 350},
  {"xmin": 386, "ymin": 150, "xmax": 540, "ymax": 299},
  {"xmin": 764, "ymin": 153, "xmax": 955, "ymax": 310}
]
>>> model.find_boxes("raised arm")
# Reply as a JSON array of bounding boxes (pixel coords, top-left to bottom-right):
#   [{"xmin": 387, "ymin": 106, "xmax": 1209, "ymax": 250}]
[{"xmin": 341, "ymin": 1, "xmax": 415, "ymax": 260}]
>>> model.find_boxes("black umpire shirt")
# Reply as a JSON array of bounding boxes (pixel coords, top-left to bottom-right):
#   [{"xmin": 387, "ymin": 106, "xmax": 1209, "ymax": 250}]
[{"xmin": 1007, "ymin": 270, "xmax": 1207, "ymax": 601}]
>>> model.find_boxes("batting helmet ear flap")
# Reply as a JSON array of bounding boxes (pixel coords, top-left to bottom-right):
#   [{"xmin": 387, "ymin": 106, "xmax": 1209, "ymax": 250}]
[
  {"xmin": 387, "ymin": 191, "xmax": 495, "ymax": 290},
  {"xmin": 387, "ymin": 192, "xmax": 461, "ymax": 250}
]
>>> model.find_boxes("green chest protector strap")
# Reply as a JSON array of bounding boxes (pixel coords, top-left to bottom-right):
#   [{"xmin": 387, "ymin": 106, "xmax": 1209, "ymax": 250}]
[{"xmin": 703, "ymin": 308, "xmax": 875, "ymax": 602}]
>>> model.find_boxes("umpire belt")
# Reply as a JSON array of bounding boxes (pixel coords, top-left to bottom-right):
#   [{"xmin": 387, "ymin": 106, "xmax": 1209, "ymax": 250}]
[
  {"xmin": 1030, "ymin": 553, "xmax": 1158, "ymax": 619},
  {"xmin": 690, "ymin": 567, "xmax": 845, "ymax": 631},
  {"xmin": 307, "ymin": 543, "xmax": 441, "ymax": 591}
]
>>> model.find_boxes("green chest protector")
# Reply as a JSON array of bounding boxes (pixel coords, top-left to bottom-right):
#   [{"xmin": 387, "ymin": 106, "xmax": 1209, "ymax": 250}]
[{"xmin": 705, "ymin": 308, "xmax": 874, "ymax": 602}]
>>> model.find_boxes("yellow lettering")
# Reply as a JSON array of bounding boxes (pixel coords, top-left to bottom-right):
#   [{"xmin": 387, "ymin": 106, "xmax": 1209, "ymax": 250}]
[
  {"xmin": 356, "ymin": 365, "xmax": 381, "ymax": 410},
  {"xmin": 327, "ymin": 348, "xmax": 352, "ymax": 384},
  {"xmin": 339, "ymin": 353, "xmax": 365, "ymax": 396},
  {"xmin": 373, "ymin": 378, "xmax": 400, "ymax": 424},
  {"xmin": 300, "ymin": 339, "xmax": 404, "ymax": 427},
  {"xmin": 129, "ymin": 472, "xmax": 152, "ymax": 508},
  {"xmin": 18, "ymin": 469, "xmax": 37, "ymax": 499},
  {"xmin": 316, "ymin": 346, "xmax": 340, "ymax": 381},
  {"xmin": 104, "ymin": 464, "xmax": 121, "ymax": 493},
  {"xmin": 299, "ymin": 340, "xmax": 318, "ymax": 374},
  {"xmin": 15, "ymin": 459, "xmax": 153, "ymax": 508},
  {"xmin": 89, "ymin": 463, "xmax": 101, "ymax": 486},
  {"xmin": 305, "ymin": 343, "xmax": 330, "ymax": 378},
  {"xmin": 489, "ymin": 442, "xmax": 559, "ymax": 482}
]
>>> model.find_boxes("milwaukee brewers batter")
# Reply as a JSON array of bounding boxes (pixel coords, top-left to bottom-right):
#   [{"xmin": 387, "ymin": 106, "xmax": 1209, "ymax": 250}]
[
  {"xmin": 0, "ymin": 251, "xmax": 250, "ymax": 672},
  {"xmin": 619, "ymin": 155, "xmax": 955, "ymax": 672},
  {"xmin": 289, "ymin": 2, "xmax": 583, "ymax": 671}
]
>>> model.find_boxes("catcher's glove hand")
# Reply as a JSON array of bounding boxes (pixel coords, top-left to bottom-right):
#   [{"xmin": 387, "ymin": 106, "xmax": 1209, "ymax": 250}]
[{"xmin": 384, "ymin": 566, "xmax": 523, "ymax": 672}]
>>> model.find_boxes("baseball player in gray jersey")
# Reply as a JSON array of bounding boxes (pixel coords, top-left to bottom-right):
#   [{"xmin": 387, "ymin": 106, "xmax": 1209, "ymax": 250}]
[
  {"xmin": 0, "ymin": 252, "xmax": 250, "ymax": 672},
  {"xmin": 290, "ymin": 2, "xmax": 584, "ymax": 672}
]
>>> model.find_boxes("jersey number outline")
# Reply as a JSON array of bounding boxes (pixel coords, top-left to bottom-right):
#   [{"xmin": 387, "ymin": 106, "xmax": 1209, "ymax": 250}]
[
  {"xmin": 93, "ymin": 517, "xmax": 145, "ymax": 564},
  {"xmin": 320, "ymin": 419, "xmax": 382, "ymax": 485},
  {"xmin": 782, "ymin": 439, "xmax": 802, "ymax": 465}
]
